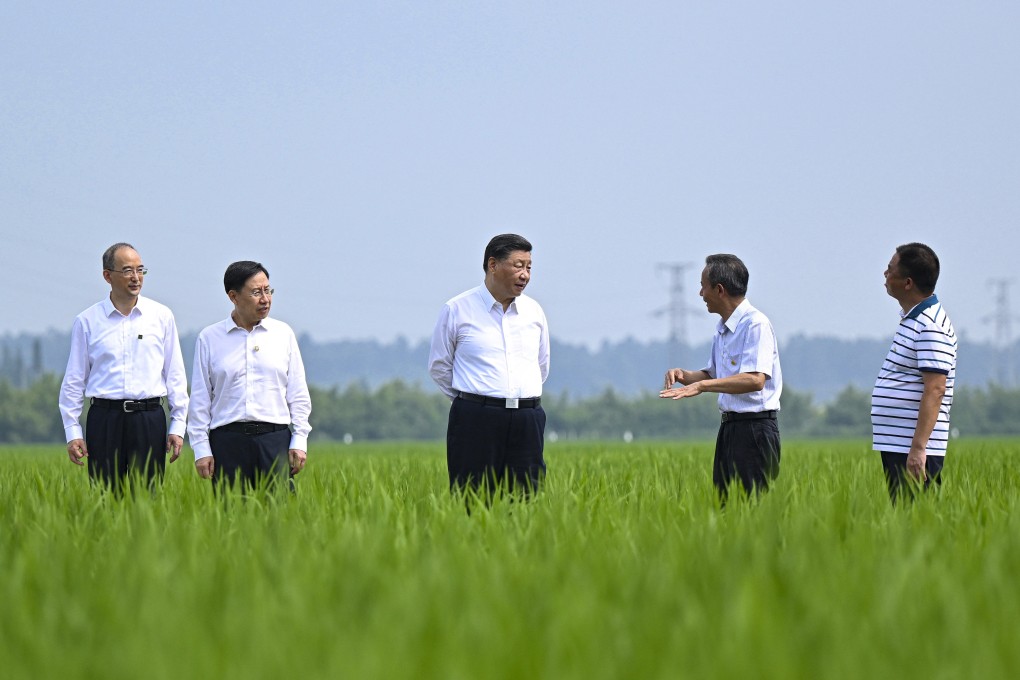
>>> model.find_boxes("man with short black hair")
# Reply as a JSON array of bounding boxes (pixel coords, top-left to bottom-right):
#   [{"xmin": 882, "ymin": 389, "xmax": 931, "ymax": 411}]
[
  {"xmin": 188, "ymin": 261, "xmax": 311, "ymax": 491},
  {"xmin": 872, "ymin": 242, "xmax": 957, "ymax": 502},
  {"xmin": 59, "ymin": 242, "xmax": 189, "ymax": 491},
  {"xmin": 660, "ymin": 254, "xmax": 782, "ymax": 501},
  {"xmin": 428, "ymin": 234, "xmax": 550, "ymax": 496}
]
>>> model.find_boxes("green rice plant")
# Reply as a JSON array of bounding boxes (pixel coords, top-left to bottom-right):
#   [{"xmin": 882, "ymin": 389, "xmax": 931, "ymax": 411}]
[{"xmin": 2, "ymin": 439, "xmax": 1020, "ymax": 679}]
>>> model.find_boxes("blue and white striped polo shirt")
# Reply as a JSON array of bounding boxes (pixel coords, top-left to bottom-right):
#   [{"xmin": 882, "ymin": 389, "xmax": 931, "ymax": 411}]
[{"xmin": 871, "ymin": 295, "xmax": 957, "ymax": 456}]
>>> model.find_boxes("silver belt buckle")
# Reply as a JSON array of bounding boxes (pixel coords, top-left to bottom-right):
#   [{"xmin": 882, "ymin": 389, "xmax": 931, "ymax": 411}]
[
  {"xmin": 122, "ymin": 400, "xmax": 137, "ymax": 413},
  {"xmin": 505, "ymin": 398, "xmax": 519, "ymax": 409}
]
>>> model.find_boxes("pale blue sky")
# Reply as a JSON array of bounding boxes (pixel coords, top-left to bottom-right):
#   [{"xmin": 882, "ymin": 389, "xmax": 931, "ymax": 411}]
[{"xmin": 3, "ymin": 1, "xmax": 1018, "ymax": 347}]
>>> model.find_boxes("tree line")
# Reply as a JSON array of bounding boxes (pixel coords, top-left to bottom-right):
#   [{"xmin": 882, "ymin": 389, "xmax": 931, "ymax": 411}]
[
  {"xmin": 3, "ymin": 375, "xmax": 1019, "ymax": 444},
  {"xmin": 7, "ymin": 330, "xmax": 1020, "ymax": 403}
]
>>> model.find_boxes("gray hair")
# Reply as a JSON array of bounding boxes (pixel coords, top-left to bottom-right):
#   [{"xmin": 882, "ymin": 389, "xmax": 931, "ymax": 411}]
[{"xmin": 704, "ymin": 254, "xmax": 749, "ymax": 298}]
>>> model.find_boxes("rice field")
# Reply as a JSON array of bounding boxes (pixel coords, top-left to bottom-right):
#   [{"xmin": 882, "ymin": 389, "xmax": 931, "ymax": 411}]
[{"xmin": 3, "ymin": 439, "xmax": 1020, "ymax": 679}]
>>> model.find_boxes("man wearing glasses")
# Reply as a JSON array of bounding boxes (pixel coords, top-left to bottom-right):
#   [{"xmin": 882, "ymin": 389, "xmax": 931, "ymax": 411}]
[
  {"xmin": 59, "ymin": 242, "xmax": 189, "ymax": 490},
  {"xmin": 188, "ymin": 260, "xmax": 311, "ymax": 491}
]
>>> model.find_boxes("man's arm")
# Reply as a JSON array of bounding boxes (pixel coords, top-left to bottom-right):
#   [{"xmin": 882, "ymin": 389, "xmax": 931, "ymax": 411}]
[
  {"xmin": 427, "ymin": 304, "xmax": 458, "ymax": 400},
  {"xmin": 285, "ymin": 329, "xmax": 312, "ymax": 474},
  {"xmin": 663, "ymin": 368, "xmax": 712, "ymax": 389},
  {"xmin": 162, "ymin": 312, "xmax": 189, "ymax": 462},
  {"xmin": 188, "ymin": 336, "xmax": 215, "ymax": 478},
  {"xmin": 538, "ymin": 307, "xmax": 550, "ymax": 385},
  {"xmin": 59, "ymin": 317, "xmax": 90, "ymax": 464},
  {"xmin": 661, "ymin": 372, "xmax": 766, "ymax": 400},
  {"xmin": 907, "ymin": 371, "xmax": 947, "ymax": 480}
]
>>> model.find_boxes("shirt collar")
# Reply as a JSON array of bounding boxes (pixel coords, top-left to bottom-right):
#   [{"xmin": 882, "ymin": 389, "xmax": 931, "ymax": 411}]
[
  {"xmin": 903, "ymin": 294, "xmax": 939, "ymax": 320},
  {"xmin": 225, "ymin": 315, "xmax": 270, "ymax": 333},
  {"xmin": 102, "ymin": 295, "xmax": 144, "ymax": 318},
  {"xmin": 478, "ymin": 284, "xmax": 516, "ymax": 313},
  {"xmin": 717, "ymin": 298, "xmax": 752, "ymax": 334}
]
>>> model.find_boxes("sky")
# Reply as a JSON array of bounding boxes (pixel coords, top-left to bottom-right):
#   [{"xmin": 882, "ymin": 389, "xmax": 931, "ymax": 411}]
[{"xmin": 3, "ymin": 1, "xmax": 1019, "ymax": 349}]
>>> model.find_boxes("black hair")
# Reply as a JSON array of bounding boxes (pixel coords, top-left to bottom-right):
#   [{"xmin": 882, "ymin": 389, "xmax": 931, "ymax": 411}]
[
  {"xmin": 894, "ymin": 243, "xmax": 940, "ymax": 295},
  {"xmin": 482, "ymin": 234, "xmax": 532, "ymax": 271},
  {"xmin": 224, "ymin": 261, "xmax": 270, "ymax": 294},
  {"xmin": 704, "ymin": 254, "xmax": 749, "ymax": 298}
]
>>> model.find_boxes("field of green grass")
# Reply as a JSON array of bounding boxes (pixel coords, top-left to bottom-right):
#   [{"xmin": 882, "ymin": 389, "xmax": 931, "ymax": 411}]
[{"xmin": 3, "ymin": 439, "xmax": 1020, "ymax": 679}]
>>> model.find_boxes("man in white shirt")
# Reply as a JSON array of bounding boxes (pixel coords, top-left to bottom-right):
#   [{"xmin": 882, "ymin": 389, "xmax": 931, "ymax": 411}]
[
  {"xmin": 58, "ymin": 242, "xmax": 189, "ymax": 491},
  {"xmin": 660, "ymin": 254, "xmax": 782, "ymax": 502},
  {"xmin": 188, "ymin": 260, "xmax": 311, "ymax": 492},
  {"xmin": 872, "ymin": 243, "xmax": 956, "ymax": 503},
  {"xmin": 429, "ymin": 234, "xmax": 551, "ymax": 497}
]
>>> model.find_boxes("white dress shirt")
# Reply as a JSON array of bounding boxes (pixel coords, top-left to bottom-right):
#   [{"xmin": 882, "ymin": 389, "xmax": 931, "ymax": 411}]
[
  {"xmin": 58, "ymin": 295, "xmax": 189, "ymax": 442},
  {"xmin": 188, "ymin": 316, "xmax": 312, "ymax": 461},
  {"xmin": 704, "ymin": 299, "xmax": 783, "ymax": 413},
  {"xmin": 428, "ymin": 285, "xmax": 550, "ymax": 400}
]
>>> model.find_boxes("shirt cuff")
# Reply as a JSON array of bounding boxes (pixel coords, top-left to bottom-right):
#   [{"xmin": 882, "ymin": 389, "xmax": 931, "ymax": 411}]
[
  {"xmin": 168, "ymin": 420, "xmax": 187, "ymax": 438},
  {"xmin": 65, "ymin": 425, "xmax": 83, "ymax": 442},
  {"xmin": 289, "ymin": 434, "xmax": 308, "ymax": 453},
  {"xmin": 192, "ymin": 441, "xmax": 213, "ymax": 461}
]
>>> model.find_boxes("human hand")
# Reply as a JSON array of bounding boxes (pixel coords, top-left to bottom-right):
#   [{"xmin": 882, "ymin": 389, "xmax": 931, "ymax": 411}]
[
  {"xmin": 659, "ymin": 383, "xmax": 703, "ymax": 401},
  {"xmin": 166, "ymin": 435, "xmax": 184, "ymax": 463},
  {"xmin": 289, "ymin": 449, "xmax": 307, "ymax": 475},
  {"xmin": 663, "ymin": 368, "xmax": 687, "ymax": 389},
  {"xmin": 67, "ymin": 439, "xmax": 88, "ymax": 466},
  {"xmin": 906, "ymin": 449, "xmax": 927, "ymax": 481},
  {"xmin": 195, "ymin": 456, "xmax": 215, "ymax": 479}
]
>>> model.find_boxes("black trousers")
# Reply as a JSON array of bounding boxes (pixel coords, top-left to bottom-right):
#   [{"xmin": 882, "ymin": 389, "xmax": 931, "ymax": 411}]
[
  {"xmin": 713, "ymin": 417, "xmax": 781, "ymax": 500},
  {"xmin": 880, "ymin": 451, "xmax": 944, "ymax": 504},
  {"xmin": 446, "ymin": 397, "xmax": 546, "ymax": 495},
  {"xmin": 209, "ymin": 426, "xmax": 292, "ymax": 492},
  {"xmin": 84, "ymin": 404, "xmax": 167, "ymax": 490}
]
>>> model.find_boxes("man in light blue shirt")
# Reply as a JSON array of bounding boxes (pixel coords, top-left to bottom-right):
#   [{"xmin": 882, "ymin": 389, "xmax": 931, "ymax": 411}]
[{"xmin": 661, "ymin": 254, "xmax": 782, "ymax": 501}]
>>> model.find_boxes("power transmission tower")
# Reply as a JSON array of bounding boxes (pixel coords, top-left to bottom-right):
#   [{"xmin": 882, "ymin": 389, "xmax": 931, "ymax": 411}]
[
  {"xmin": 654, "ymin": 263, "xmax": 697, "ymax": 367},
  {"xmin": 985, "ymin": 278, "xmax": 1018, "ymax": 386}
]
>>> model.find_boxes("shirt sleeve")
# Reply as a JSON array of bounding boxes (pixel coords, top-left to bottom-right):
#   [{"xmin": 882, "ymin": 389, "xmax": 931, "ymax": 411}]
[
  {"xmin": 737, "ymin": 318, "xmax": 776, "ymax": 378},
  {"xmin": 916, "ymin": 321, "xmax": 955, "ymax": 375},
  {"xmin": 187, "ymin": 334, "xmax": 214, "ymax": 461},
  {"xmin": 162, "ymin": 311, "xmax": 189, "ymax": 438},
  {"xmin": 428, "ymin": 303, "xmax": 458, "ymax": 400},
  {"xmin": 538, "ymin": 306, "xmax": 550, "ymax": 385},
  {"xmin": 58, "ymin": 317, "xmax": 90, "ymax": 442},
  {"xmin": 286, "ymin": 330, "xmax": 312, "ymax": 453}
]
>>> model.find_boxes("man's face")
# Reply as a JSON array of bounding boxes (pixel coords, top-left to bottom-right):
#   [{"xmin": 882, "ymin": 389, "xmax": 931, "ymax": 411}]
[
  {"xmin": 103, "ymin": 247, "xmax": 144, "ymax": 300},
  {"xmin": 883, "ymin": 253, "xmax": 906, "ymax": 299},
  {"xmin": 699, "ymin": 267, "xmax": 723, "ymax": 315},
  {"xmin": 488, "ymin": 250, "xmax": 532, "ymax": 302},
  {"xmin": 229, "ymin": 271, "xmax": 273, "ymax": 327}
]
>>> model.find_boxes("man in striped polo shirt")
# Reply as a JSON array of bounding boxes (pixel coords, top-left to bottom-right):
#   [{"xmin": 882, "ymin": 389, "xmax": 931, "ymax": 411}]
[{"xmin": 872, "ymin": 242, "xmax": 957, "ymax": 503}]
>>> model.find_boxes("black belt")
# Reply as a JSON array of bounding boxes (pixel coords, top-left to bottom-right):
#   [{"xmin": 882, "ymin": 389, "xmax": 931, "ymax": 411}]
[
  {"xmin": 721, "ymin": 410, "xmax": 777, "ymax": 423},
  {"xmin": 214, "ymin": 421, "xmax": 290, "ymax": 436},
  {"xmin": 90, "ymin": 397, "xmax": 163, "ymax": 413},
  {"xmin": 458, "ymin": 392, "xmax": 541, "ymax": 409}
]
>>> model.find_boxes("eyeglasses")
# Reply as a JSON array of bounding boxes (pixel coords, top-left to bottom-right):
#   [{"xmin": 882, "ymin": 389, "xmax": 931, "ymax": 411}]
[
  {"xmin": 106, "ymin": 267, "xmax": 148, "ymax": 277},
  {"xmin": 246, "ymin": 287, "xmax": 275, "ymax": 299}
]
